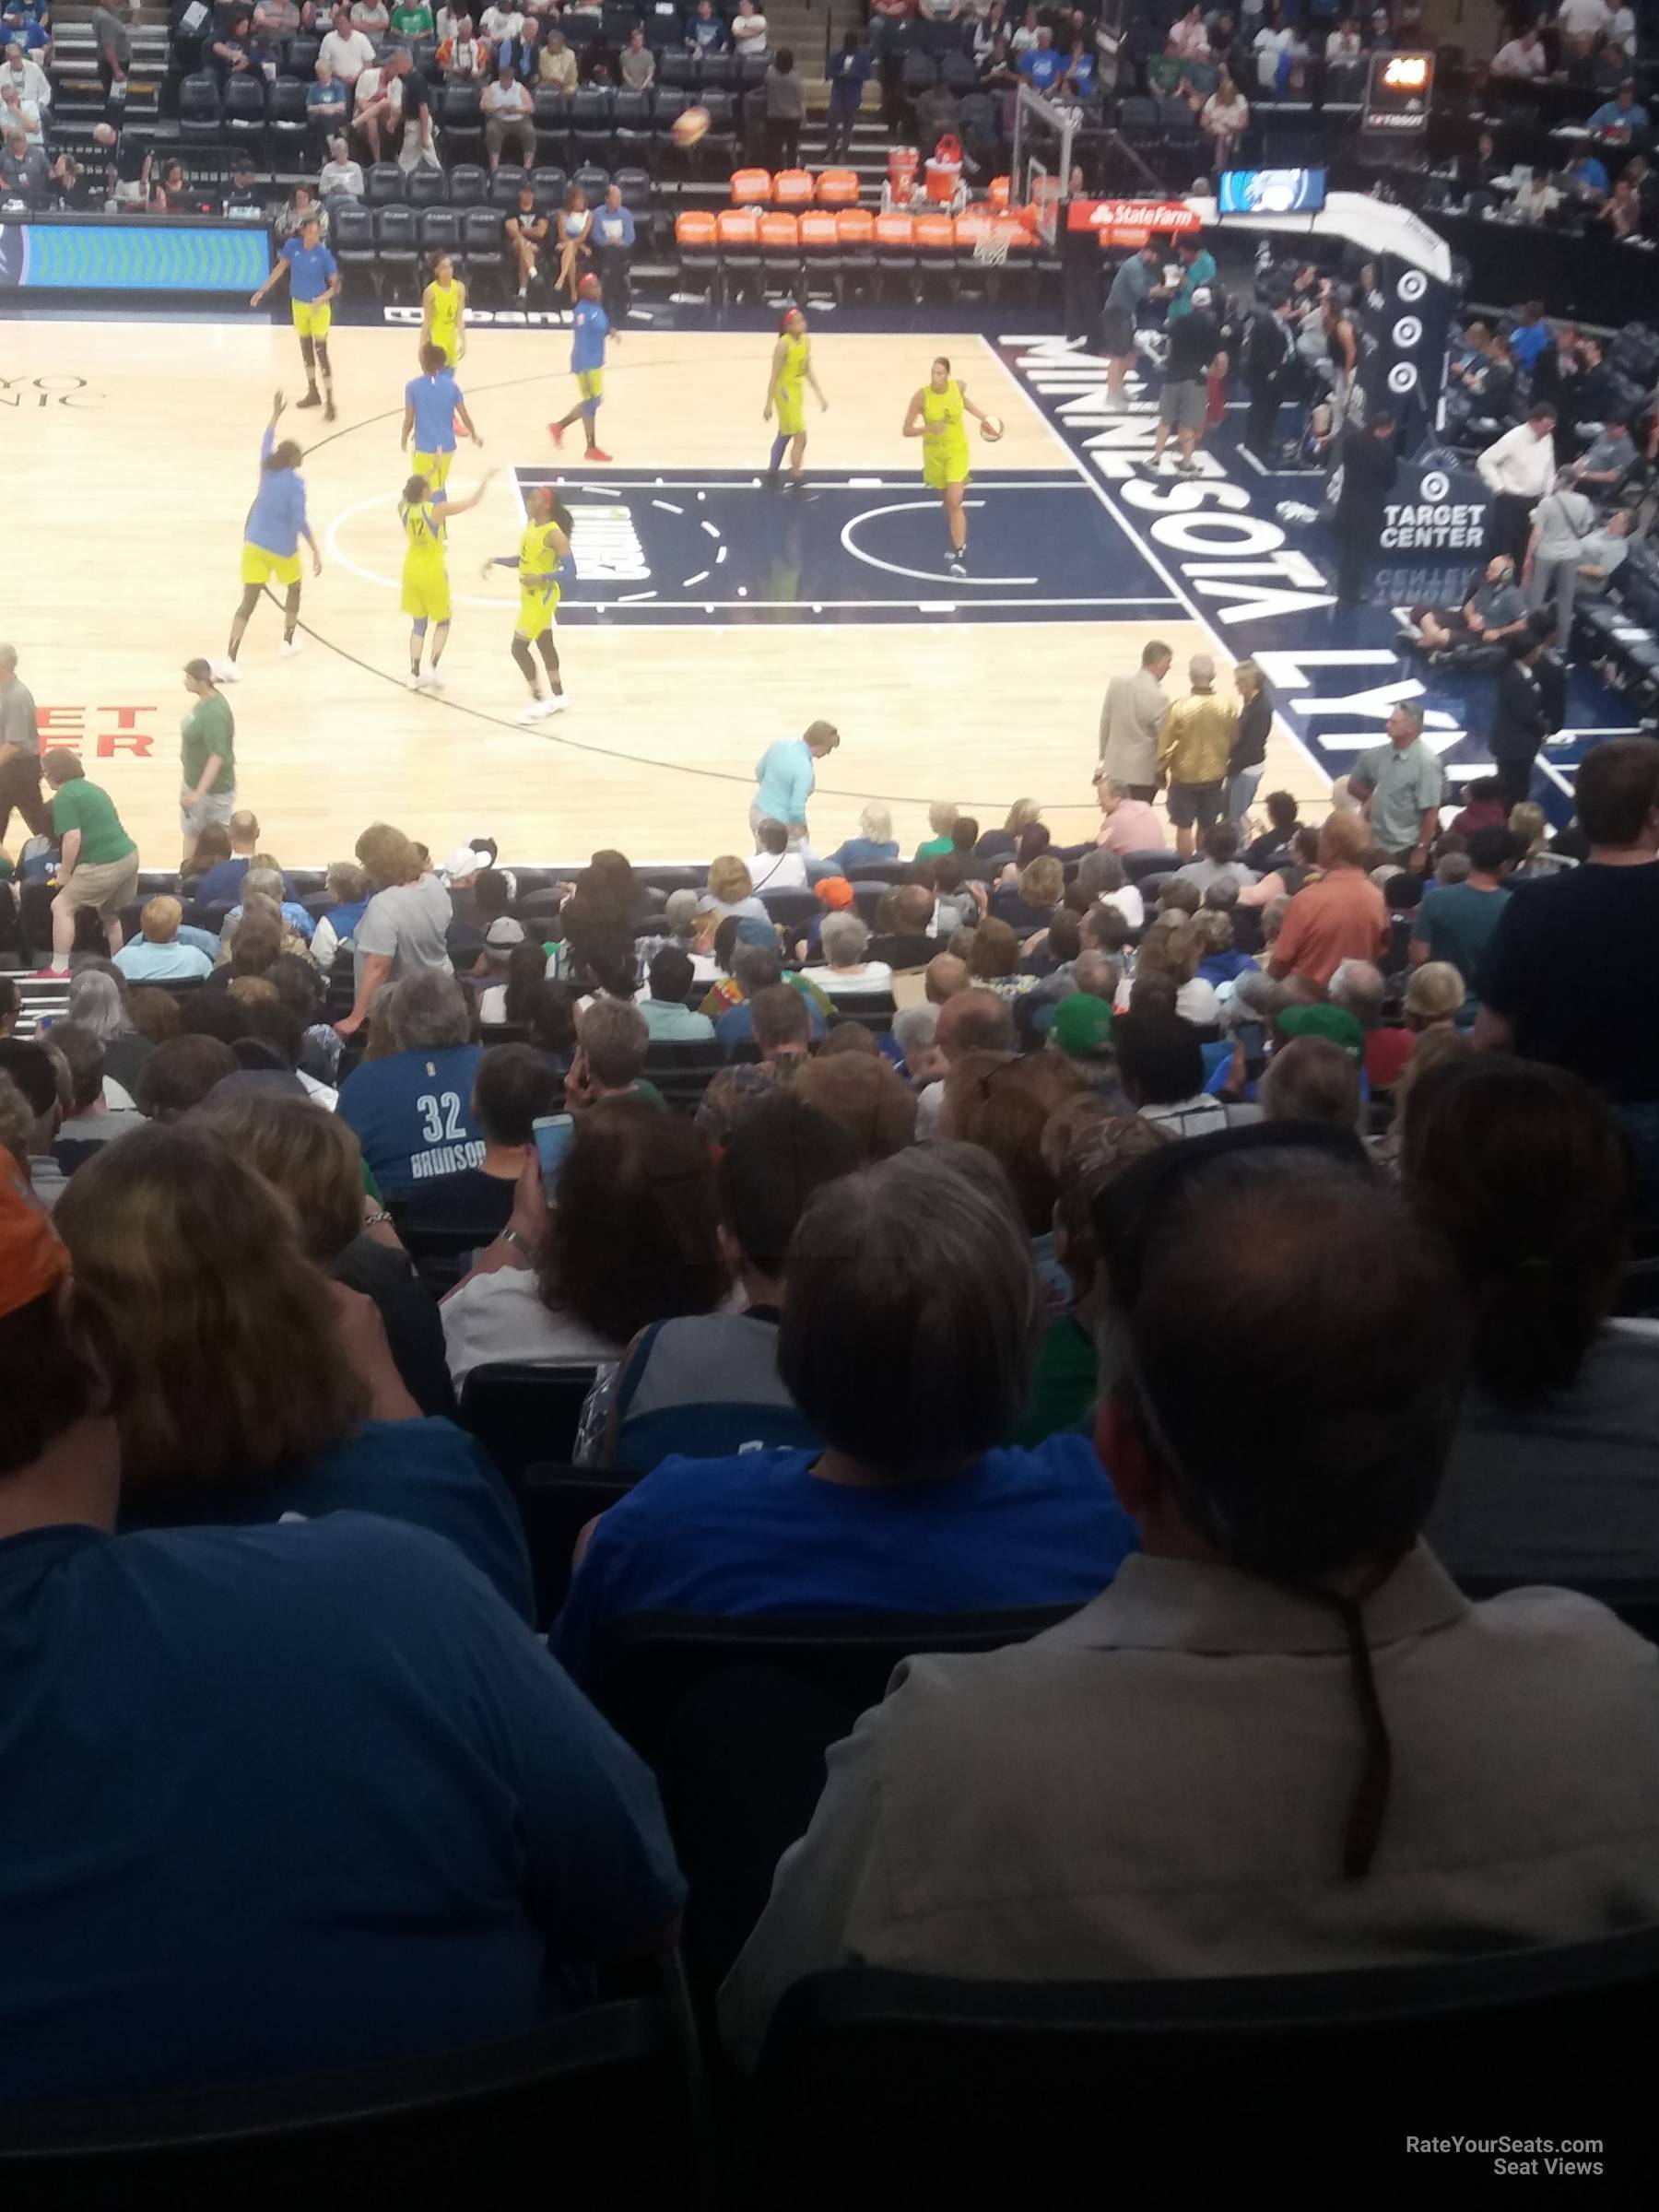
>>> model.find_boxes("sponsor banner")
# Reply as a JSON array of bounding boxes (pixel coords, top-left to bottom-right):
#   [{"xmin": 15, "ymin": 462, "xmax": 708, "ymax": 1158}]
[
  {"xmin": 382, "ymin": 303, "xmax": 572, "ymax": 330},
  {"xmin": 0, "ymin": 219, "xmax": 269, "ymax": 293},
  {"xmin": 1380, "ymin": 457, "xmax": 1490, "ymax": 557},
  {"xmin": 1065, "ymin": 199, "xmax": 1203, "ymax": 245}
]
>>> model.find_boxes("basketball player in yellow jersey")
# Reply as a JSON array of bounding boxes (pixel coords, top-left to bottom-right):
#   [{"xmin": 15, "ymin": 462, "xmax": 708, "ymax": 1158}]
[
  {"xmin": 902, "ymin": 354, "xmax": 994, "ymax": 576},
  {"xmin": 420, "ymin": 253, "xmax": 467, "ymax": 366},
  {"xmin": 763, "ymin": 307, "xmax": 827, "ymax": 490},
  {"xmin": 399, "ymin": 466, "xmax": 496, "ymax": 690},
  {"xmin": 483, "ymin": 486, "xmax": 573, "ymax": 721}
]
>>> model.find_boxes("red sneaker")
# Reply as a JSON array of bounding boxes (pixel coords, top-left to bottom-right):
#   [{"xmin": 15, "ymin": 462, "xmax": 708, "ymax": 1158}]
[
  {"xmin": 584, "ymin": 444, "xmax": 613, "ymax": 463},
  {"xmin": 547, "ymin": 421, "xmax": 565, "ymax": 447}
]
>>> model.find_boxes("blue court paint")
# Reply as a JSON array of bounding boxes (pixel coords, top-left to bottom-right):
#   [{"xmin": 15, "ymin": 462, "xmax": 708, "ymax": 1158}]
[
  {"xmin": 992, "ymin": 333, "xmax": 1645, "ymax": 819},
  {"xmin": 512, "ymin": 465, "xmax": 1182, "ymax": 625}
]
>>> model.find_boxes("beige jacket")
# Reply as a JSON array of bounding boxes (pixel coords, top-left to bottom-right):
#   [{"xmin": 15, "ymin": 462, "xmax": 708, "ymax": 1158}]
[{"xmin": 720, "ymin": 1547, "xmax": 1659, "ymax": 2066}]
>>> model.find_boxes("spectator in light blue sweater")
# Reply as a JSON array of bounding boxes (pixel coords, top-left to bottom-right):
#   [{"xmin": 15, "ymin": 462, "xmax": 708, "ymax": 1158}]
[{"xmin": 750, "ymin": 719, "xmax": 840, "ymax": 845}]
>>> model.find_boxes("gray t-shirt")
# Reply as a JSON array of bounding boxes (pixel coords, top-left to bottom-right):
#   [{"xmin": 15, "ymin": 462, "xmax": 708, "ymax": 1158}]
[
  {"xmin": 1107, "ymin": 253, "xmax": 1154, "ymax": 313},
  {"xmin": 89, "ymin": 6, "xmax": 134, "ymax": 65},
  {"xmin": 1579, "ymin": 528, "xmax": 1629, "ymax": 593},
  {"xmin": 1529, "ymin": 488, "xmax": 1595, "ymax": 563},
  {"xmin": 1429, "ymin": 1322, "xmax": 1659, "ymax": 1583},
  {"xmin": 1469, "ymin": 574, "xmax": 1525, "ymax": 629},
  {"xmin": 355, "ymin": 872, "xmax": 453, "ymax": 986},
  {"xmin": 0, "ymin": 674, "xmax": 38, "ymax": 756}
]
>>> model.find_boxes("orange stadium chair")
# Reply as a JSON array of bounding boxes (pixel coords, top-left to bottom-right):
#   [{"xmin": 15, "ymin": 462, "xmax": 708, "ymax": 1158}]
[
  {"xmin": 988, "ymin": 174, "xmax": 1012, "ymax": 208},
  {"xmin": 675, "ymin": 206, "xmax": 718, "ymax": 291},
  {"xmin": 798, "ymin": 207, "xmax": 842, "ymax": 299},
  {"xmin": 913, "ymin": 210, "xmax": 956, "ymax": 300},
  {"xmin": 715, "ymin": 206, "xmax": 763, "ymax": 303},
  {"xmin": 759, "ymin": 209, "xmax": 802, "ymax": 297},
  {"xmin": 773, "ymin": 169, "xmax": 814, "ymax": 209},
  {"xmin": 874, "ymin": 209, "xmax": 917, "ymax": 300},
  {"xmin": 817, "ymin": 167, "xmax": 861, "ymax": 206},
  {"xmin": 835, "ymin": 205, "xmax": 876, "ymax": 298},
  {"xmin": 730, "ymin": 166, "xmax": 771, "ymax": 206}
]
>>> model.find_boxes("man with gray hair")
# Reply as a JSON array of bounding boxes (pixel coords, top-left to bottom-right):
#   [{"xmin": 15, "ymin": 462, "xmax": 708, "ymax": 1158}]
[
  {"xmin": 1328, "ymin": 958, "xmax": 1385, "ymax": 1030},
  {"xmin": 1157, "ymin": 653, "xmax": 1238, "ymax": 861},
  {"xmin": 891, "ymin": 1003, "xmax": 944, "ymax": 1085},
  {"xmin": 337, "ymin": 971, "xmax": 484, "ymax": 1194},
  {"xmin": 814, "ymin": 911, "xmax": 893, "ymax": 998},
  {"xmin": 1349, "ymin": 700, "xmax": 1444, "ymax": 871},
  {"xmin": 0, "ymin": 641, "xmax": 46, "ymax": 845},
  {"xmin": 1098, "ymin": 639, "xmax": 1173, "ymax": 800}
]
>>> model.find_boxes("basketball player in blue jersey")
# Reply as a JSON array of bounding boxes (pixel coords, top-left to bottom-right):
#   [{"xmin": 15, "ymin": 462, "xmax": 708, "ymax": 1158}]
[
  {"xmin": 400, "ymin": 343, "xmax": 483, "ymax": 493},
  {"xmin": 547, "ymin": 274, "xmax": 612, "ymax": 463},
  {"xmin": 250, "ymin": 217, "xmax": 341, "ymax": 421}
]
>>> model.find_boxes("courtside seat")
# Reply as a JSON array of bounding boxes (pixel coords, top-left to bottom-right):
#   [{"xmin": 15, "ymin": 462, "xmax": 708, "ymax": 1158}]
[
  {"xmin": 816, "ymin": 166, "xmax": 861, "ymax": 206},
  {"xmin": 799, "ymin": 208, "xmax": 841, "ymax": 295},
  {"xmin": 446, "ymin": 162, "xmax": 488, "ymax": 207},
  {"xmin": 836, "ymin": 205, "xmax": 876, "ymax": 297},
  {"xmin": 331, "ymin": 205, "xmax": 377, "ymax": 288},
  {"xmin": 700, "ymin": 88, "xmax": 737, "ymax": 164},
  {"xmin": 281, "ymin": 33, "xmax": 321, "ymax": 78},
  {"xmin": 759, "ymin": 209, "xmax": 802, "ymax": 296},
  {"xmin": 462, "ymin": 206, "xmax": 506, "ymax": 290},
  {"xmin": 716, "ymin": 205, "xmax": 762, "ymax": 302},
  {"xmin": 267, "ymin": 76, "xmax": 310, "ymax": 151},
  {"xmin": 773, "ymin": 168, "xmax": 814, "ymax": 209},
  {"xmin": 730, "ymin": 165, "xmax": 772, "ymax": 205},
  {"xmin": 441, "ymin": 82, "xmax": 486, "ymax": 160},
  {"xmin": 489, "ymin": 164, "xmax": 527, "ymax": 209},
  {"xmin": 531, "ymin": 164, "xmax": 568, "ymax": 210},
  {"xmin": 614, "ymin": 165, "xmax": 652, "ymax": 213},
  {"xmin": 658, "ymin": 51, "xmax": 698, "ymax": 91},
  {"xmin": 874, "ymin": 210, "xmax": 918, "ymax": 301},
  {"xmin": 221, "ymin": 73, "xmax": 267, "ymax": 148},
  {"xmin": 374, "ymin": 205, "xmax": 421, "ymax": 297},
  {"xmin": 700, "ymin": 53, "xmax": 735, "ymax": 93},
  {"xmin": 571, "ymin": 88, "xmax": 616, "ymax": 167},
  {"xmin": 177, "ymin": 73, "xmax": 221, "ymax": 146},
  {"xmin": 405, "ymin": 165, "xmax": 447, "ymax": 210},
  {"xmin": 913, "ymin": 209, "xmax": 956, "ymax": 296},
  {"xmin": 533, "ymin": 87, "xmax": 571, "ymax": 163},
  {"xmin": 613, "ymin": 89, "xmax": 653, "ymax": 158},
  {"xmin": 676, "ymin": 206, "xmax": 719, "ymax": 287},
  {"xmin": 367, "ymin": 160, "xmax": 406, "ymax": 206},
  {"xmin": 418, "ymin": 206, "xmax": 464, "ymax": 263}
]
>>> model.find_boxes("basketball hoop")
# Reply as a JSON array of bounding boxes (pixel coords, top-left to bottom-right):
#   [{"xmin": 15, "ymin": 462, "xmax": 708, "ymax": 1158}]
[{"xmin": 971, "ymin": 232, "xmax": 1010, "ymax": 266}]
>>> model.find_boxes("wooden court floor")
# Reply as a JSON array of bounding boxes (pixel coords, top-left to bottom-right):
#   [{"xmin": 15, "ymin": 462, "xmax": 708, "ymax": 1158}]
[{"xmin": 6, "ymin": 322, "xmax": 1326, "ymax": 868}]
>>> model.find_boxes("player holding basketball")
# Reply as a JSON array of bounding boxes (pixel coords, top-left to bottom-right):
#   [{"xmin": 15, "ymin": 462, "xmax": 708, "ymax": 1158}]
[
  {"xmin": 903, "ymin": 356, "xmax": 996, "ymax": 576},
  {"xmin": 399, "ymin": 467, "xmax": 497, "ymax": 690},
  {"xmin": 483, "ymin": 486, "xmax": 573, "ymax": 721},
  {"xmin": 763, "ymin": 307, "xmax": 826, "ymax": 490},
  {"xmin": 420, "ymin": 253, "xmax": 467, "ymax": 366},
  {"xmin": 401, "ymin": 341, "xmax": 483, "ymax": 493},
  {"xmin": 218, "ymin": 393, "xmax": 323, "ymax": 678},
  {"xmin": 547, "ymin": 274, "xmax": 612, "ymax": 463},
  {"xmin": 248, "ymin": 215, "xmax": 340, "ymax": 422}
]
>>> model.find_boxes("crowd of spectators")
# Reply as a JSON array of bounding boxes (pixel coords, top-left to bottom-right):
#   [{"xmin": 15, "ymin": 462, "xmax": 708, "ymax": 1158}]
[{"xmin": 6, "ymin": 676, "xmax": 1659, "ymax": 2114}]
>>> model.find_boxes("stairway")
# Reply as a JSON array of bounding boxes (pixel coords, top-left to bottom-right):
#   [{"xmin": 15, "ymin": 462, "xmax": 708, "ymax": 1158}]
[{"xmin": 49, "ymin": 2, "xmax": 172, "ymax": 128}]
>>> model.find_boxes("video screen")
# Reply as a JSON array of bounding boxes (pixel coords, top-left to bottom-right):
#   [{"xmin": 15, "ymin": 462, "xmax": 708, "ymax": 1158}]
[{"xmin": 1217, "ymin": 169, "xmax": 1328, "ymax": 217}]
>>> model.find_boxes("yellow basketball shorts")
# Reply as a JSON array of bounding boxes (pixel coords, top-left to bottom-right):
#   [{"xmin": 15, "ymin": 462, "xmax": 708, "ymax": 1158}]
[
  {"xmin": 292, "ymin": 298, "xmax": 332, "ymax": 340},
  {"xmin": 241, "ymin": 540, "xmax": 303, "ymax": 588},
  {"xmin": 411, "ymin": 446, "xmax": 453, "ymax": 489}
]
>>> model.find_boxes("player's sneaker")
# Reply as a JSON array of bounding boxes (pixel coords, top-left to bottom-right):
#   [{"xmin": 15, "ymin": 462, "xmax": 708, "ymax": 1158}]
[
  {"xmin": 324, "ymin": 394, "xmax": 337, "ymax": 423},
  {"xmin": 280, "ymin": 635, "xmax": 305, "ymax": 658},
  {"xmin": 424, "ymin": 671, "xmax": 445, "ymax": 692},
  {"xmin": 542, "ymin": 693, "xmax": 568, "ymax": 714},
  {"xmin": 213, "ymin": 658, "xmax": 243, "ymax": 683},
  {"xmin": 584, "ymin": 445, "xmax": 612, "ymax": 463},
  {"xmin": 519, "ymin": 695, "xmax": 549, "ymax": 723},
  {"xmin": 547, "ymin": 421, "xmax": 565, "ymax": 447},
  {"xmin": 406, "ymin": 671, "xmax": 428, "ymax": 688},
  {"xmin": 295, "ymin": 389, "xmax": 323, "ymax": 410}
]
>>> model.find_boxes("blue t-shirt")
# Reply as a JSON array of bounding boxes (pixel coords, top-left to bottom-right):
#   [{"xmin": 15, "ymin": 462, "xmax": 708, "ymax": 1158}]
[
  {"xmin": 1568, "ymin": 156, "xmax": 1609, "ymax": 196},
  {"xmin": 715, "ymin": 991, "xmax": 828, "ymax": 1048},
  {"xmin": 0, "ymin": 1512, "xmax": 683, "ymax": 2102},
  {"xmin": 282, "ymin": 236, "xmax": 337, "ymax": 303},
  {"xmin": 246, "ymin": 424, "xmax": 310, "ymax": 558},
  {"xmin": 406, "ymin": 367, "xmax": 463, "ymax": 454},
  {"xmin": 1589, "ymin": 100, "xmax": 1648, "ymax": 131},
  {"xmin": 550, "ymin": 1436, "xmax": 1139, "ymax": 1681},
  {"xmin": 571, "ymin": 297, "xmax": 609, "ymax": 373},
  {"xmin": 119, "ymin": 1417, "xmax": 534, "ymax": 1621},
  {"xmin": 190, "ymin": 856, "xmax": 250, "ymax": 907},
  {"xmin": 1019, "ymin": 46, "xmax": 1064, "ymax": 92},
  {"xmin": 338, "ymin": 1041, "xmax": 486, "ymax": 1197},
  {"xmin": 827, "ymin": 837, "xmax": 900, "ymax": 870}
]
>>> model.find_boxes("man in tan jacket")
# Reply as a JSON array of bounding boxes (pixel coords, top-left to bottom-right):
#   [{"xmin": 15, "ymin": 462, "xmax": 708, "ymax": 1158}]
[{"xmin": 1157, "ymin": 651, "xmax": 1237, "ymax": 858}]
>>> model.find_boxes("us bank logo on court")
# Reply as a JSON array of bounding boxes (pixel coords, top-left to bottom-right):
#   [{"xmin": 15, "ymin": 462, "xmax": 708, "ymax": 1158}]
[{"xmin": 510, "ymin": 465, "xmax": 1182, "ymax": 626}]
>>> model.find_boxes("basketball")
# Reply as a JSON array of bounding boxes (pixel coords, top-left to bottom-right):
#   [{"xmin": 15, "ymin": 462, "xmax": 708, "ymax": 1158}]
[
  {"xmin": 672, "ymin": 105, "xmax": 712, "ymax": 149},
  {"xmin": 981, "ymin": 416, "xmax": 1005, "ymax": 442}
]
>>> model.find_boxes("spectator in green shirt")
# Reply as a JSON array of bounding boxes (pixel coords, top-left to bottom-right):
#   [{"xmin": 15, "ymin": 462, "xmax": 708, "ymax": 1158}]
[
  {"xmin": 1408, "ymin": 824, "xmax": 1515, "ymax": 1020},
  {"xmin": 179, "ymin": 658, "xmax": 237, "ymax": 862},
  {"xmin": 390, "ymin": 1, "xmax": 434, "ymax": 32},
  {"xmin": 42, "ymin": 750, "xmax": 140, "ymax": 973}
]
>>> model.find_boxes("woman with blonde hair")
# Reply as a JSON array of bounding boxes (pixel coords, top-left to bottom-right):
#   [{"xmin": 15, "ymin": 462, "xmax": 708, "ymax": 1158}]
[
  {"xmin": 1507, "ymin": 799, "xmax": 1574, "ymax": 879},
  {"xmin": 1403, "ymin": 960, "xmax": 1465, "ymax": 1032},
  {"xmin": 828, "ymin": 801, "xmax": 900, "ymax": 872},
  {"xmin": 991, "ymin": 853, "xmax": 1065, "ymax": 935},
  {"xmin": 1118, "ymin": 916, "xmax": 1221, "ymax": 1028},
  {"xmin": 700, "ymin": 853, "xmax": 769, "ymax": 923},
  {"xmin": 54, "ymin": 1120, "xmax": 531, "ymax": 1615},
  {"xmin": 915, "ymin": 799, "xmax": 959, "ymax": 862}
]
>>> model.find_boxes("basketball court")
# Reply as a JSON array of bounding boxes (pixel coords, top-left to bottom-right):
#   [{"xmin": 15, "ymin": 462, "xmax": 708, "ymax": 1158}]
[{"xmin": 6, "ymin": 317, "xmax": 1332, "ymax": 867}]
